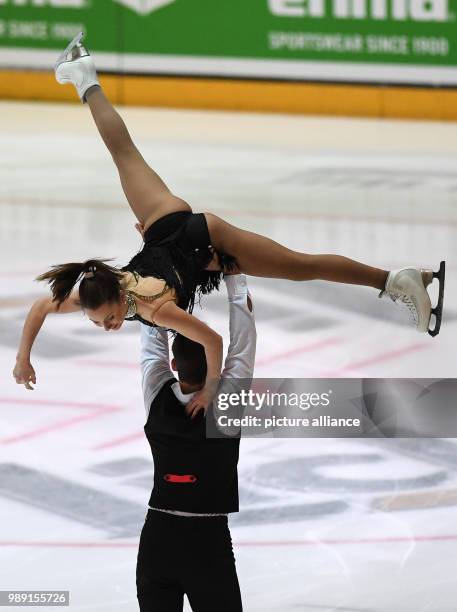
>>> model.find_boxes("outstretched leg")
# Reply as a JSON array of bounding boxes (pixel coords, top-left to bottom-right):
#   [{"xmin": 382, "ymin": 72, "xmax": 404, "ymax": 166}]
[
  {"xmin": 55, "ymin": 33, "xmax": 190, "ymax": 231},
  {"xmin": 85, "ymin": 87, "xmax": 191, "ymax": 230},
  {"xmin": 206, "ymin": 213, "xmax": 444, "ymax": 336},
  {"xmin": 205, "ymin": 213, "xmax": 388, "ymax": 289}
]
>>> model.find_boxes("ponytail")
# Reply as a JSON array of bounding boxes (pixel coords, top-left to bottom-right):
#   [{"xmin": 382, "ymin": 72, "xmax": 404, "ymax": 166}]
[{"xmin": 36, "ymin": 259, "xmax": 123, "ymax": 310}]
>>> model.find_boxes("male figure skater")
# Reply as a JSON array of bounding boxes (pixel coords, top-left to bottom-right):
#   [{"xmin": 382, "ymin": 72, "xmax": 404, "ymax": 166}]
[{"xmin": 137, "ymin": 272, "xmax": 256, "ymax": 612}]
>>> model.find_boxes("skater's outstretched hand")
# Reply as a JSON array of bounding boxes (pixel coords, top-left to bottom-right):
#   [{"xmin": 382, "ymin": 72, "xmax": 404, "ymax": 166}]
[
  {"xmin": 13, "ymin": 359, "xmax": 36, "ymax": 391},
  {"xmin": 14, "ymin": 292, "xmax": 81, "ymax": 390}
]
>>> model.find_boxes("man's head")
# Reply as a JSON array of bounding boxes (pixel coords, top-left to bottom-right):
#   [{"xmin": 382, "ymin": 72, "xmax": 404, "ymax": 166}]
[{"xmin": 171, "ymin": 334, "xmax": 207, "ymax": 390}]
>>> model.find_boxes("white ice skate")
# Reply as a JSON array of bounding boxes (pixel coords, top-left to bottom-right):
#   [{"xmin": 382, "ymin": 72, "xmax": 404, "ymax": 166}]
[
  {"xmin": 55, "ymin": 32, "xmax": 99, "ymax": 103},
  {"xmin": 379, "ymin": 262, "xmax": 445, "ymax": 337}
]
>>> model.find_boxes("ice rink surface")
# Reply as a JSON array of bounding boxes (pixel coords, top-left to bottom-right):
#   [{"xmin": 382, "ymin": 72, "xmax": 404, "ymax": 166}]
[{"xmin": 0, "ymin": 101, "xmax": 456, "ymax": 611}]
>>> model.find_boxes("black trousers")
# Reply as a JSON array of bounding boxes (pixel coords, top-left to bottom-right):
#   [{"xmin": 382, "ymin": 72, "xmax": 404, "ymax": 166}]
[{"xmin": 136, "ymin": 510, "xmax": 243, "ymax": 612}]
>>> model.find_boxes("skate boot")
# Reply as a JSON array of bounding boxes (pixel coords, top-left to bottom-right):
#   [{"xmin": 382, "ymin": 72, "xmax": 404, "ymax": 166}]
[
  {"xmin": 55, "ymin": 32, "xmax": 99, "ymax": 103},
  {"xmin": 379, "ymin": 261, "xmax": 445, "ymax": 337}
]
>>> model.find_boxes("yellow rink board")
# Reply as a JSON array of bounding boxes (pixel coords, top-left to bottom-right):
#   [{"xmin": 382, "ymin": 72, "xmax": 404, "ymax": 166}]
[{"xmin": 1, "ymin": 69, "xmax": 457, "ymax": 121}]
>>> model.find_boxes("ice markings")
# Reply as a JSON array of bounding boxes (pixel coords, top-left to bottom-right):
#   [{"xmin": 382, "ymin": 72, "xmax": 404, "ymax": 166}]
[
  {"xmin": 248, "ymin": 455, "xmax": 447, "ymax": 493},
  {"xmin": 280, "ymin": 167, "xmax": 457, "ymax": 192},
  {"xmin": 0, "ymin": 463, "xmax": 145, "ymax": 538},
  {"xmin": 88, "ymin": 457, "xmax": 153, "ymax": 477}
]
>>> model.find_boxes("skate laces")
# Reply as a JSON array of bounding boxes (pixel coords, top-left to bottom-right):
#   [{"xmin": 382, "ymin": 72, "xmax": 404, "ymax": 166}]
[{"xmin": 386, "ymin": 291, "xmax": 419, "ymax": 325}]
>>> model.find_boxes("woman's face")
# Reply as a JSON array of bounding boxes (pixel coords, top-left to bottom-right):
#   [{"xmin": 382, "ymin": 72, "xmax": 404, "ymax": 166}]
[{"xmin": 85, "ymin": 295, "xmax": 127, "ymax": 331}]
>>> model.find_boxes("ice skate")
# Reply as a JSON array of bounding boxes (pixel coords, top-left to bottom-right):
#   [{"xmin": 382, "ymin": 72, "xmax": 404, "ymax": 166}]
[
  {"xmin": 55, "ymin": 32, "xmax": 99, "ymax": 103},
  {"xmin": 379, "ymin": 261, "xmax": 445, "ymax": 337}
]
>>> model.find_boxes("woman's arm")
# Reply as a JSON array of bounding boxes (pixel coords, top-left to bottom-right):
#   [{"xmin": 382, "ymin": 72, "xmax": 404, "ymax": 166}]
[
  {"xmin": 152, "ymin": 301, "xmax": 223, "ymax": 416},
  {"xmin": 13, "ymin": 292, "xmax": 80, "ymax": 390}
]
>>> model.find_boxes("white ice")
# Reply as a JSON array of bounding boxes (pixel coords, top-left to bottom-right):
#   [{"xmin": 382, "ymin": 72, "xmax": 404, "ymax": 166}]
[{"xmin": 0, "ymin": 102, "xmax": 456, "ymax": 611}]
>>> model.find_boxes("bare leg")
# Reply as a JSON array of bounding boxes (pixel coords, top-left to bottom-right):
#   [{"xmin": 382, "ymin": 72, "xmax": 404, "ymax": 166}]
[
  {"xmin": 205, "ymin": 214, "xmax": 388, "ymax": 290},
  {"xmin": 85, "ymin": 86, "xmax": 191, "ymax": 231},
  {"xmin": 83, "ymin": 90, "xmax": 385, "ymax": 289}
]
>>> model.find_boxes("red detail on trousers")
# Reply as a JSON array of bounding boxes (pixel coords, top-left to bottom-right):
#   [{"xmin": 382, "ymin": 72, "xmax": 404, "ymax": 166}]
[{"xmin": 164, "ymin": 474, "xmax": 197, "ymax": 483}]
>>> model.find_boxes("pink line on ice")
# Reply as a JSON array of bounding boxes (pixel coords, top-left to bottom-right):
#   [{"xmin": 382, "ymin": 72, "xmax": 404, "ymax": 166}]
[
  {"xmin": 0, "ymin": 398, "xmax": 120, "ymax": 410},
  {"xmin": 255, "ymin": 337, "xmax": 343, "ymax": 368},
  {"xmin": 1, "ymin": 533, "xmax": 457, "ymax": 548},
  {"xmin": 0, "ymin": 398, "xmax": 122, "ymax": 445},
  {"xmin": 236, "ymin": 534, "xmax": 457, "ymax": 546},
  {"xmin": 318, "ymin": 342, "xmax": 429, "ymax": 377},
  {"xmin": 92, "ymin": 431, "xmax": 145, "ymax": 450}
]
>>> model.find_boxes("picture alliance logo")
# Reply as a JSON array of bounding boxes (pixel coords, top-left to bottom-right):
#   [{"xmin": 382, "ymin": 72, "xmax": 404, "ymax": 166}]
[
  {"xmin": 268, "ymin": 0, "xmax": 451, "ymax": 22},
  {"xmin": 0, "ymin": 0, "xmax": 177, "ymax": 15}
]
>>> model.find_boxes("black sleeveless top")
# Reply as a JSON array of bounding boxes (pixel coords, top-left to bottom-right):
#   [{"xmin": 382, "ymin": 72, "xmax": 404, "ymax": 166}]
[{"xmin": 122, "ymin": 211, "xmax": 237, "ymax": 319}]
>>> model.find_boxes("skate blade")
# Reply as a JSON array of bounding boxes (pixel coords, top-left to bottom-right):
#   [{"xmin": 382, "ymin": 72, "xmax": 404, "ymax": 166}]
[
  {"xmin": 428, "ymin": 260, "xmax": 445, "ymax": 337},
  {"xmin": 55, "ymin": 31, "xmax": 85, "ymax": 68}
]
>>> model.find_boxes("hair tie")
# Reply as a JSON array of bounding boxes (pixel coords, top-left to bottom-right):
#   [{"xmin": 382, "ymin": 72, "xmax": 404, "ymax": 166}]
[{"xmin": 84, "ymin": 265, "xmax": 96, "ymax": 279}]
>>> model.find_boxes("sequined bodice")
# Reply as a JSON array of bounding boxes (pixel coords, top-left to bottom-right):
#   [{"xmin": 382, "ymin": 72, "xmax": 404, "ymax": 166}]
[{"xmin": 121, "ymin": 271, "xmax": 176, "ymax": 327}]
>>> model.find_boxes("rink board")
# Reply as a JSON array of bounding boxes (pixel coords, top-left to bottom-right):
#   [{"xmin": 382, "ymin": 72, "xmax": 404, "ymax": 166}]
[
  {"xmin": 1, "ymin": 0, "xmax": 457, "ymax": 118},
  {"xmin": 3, "ymin": 69, "xmax": 457, "ymax": 120}
]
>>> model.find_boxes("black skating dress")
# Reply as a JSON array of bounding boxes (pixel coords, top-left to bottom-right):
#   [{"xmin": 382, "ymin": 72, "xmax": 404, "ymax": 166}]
[{"xmin": 122, "ymin": 211, "xmax": 237, "ymax": 327}]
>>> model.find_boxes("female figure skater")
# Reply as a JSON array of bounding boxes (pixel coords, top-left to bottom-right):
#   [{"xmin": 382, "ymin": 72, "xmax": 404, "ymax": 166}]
[{"xmin": 13, "ymin": 33, "xmax": 445, "ymax": 404}]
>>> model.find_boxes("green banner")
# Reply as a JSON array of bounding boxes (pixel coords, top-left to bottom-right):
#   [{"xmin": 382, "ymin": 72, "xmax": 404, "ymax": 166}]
[{"xmin": 0, "ymin": 0, "xmax": 456, "ymax": 84}]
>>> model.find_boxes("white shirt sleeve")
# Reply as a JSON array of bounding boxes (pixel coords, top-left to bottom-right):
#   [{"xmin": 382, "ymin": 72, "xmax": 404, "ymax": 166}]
[
  {"xmin": 221, "ymin": 274, "xmax": 257, "ymax": 379},
  {"xmin": 140, "ymin": 325, "xmax": 175, "ymax": 417},
  {"xmin": 140, "ymin": 274, "xmax": 256, "ymax": 417}
]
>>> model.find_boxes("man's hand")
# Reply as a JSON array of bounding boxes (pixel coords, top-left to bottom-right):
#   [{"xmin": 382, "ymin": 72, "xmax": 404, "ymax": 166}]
[
  {"xmin": 13, "ymin": 359, "xmax": 36, "ymax": 390},
  {"xmin": 204, "ymin": 249, "xmax": 240, "ymax": 275},
  {"xmin": 185, "ymin": 388, "xmax": 212, "ymax": 419},
  {"xmin": 185, "ymin": 380, "xmax": 219, "ymax": 419},
  {"xmin": 223, "ymin": 261, "xmax": 240, "ymax": 276}
]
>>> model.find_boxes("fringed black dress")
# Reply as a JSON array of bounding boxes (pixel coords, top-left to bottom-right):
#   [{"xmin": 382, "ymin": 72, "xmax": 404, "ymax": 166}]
[{"xmin": 122, "ymin": 211, "xmax": 237, "ymax": 315}]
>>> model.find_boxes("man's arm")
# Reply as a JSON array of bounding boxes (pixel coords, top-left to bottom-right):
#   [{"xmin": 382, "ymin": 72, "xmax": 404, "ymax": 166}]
[
  {"xmin": 221, "ymin": 274, "xmax": 256, "ymax": 379},
  {"xmin": 140, "ymin": 325, "xmax": 175, "ymax": 417}
]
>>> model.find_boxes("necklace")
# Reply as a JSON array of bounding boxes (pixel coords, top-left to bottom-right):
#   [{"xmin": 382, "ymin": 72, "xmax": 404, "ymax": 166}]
[{"xmin": 124, "ymin": 291, "xmax": 137, "ymax": 319}]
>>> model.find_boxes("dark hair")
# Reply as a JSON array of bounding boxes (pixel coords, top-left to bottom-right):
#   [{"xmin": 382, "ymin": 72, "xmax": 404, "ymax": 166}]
[
  {"xmin": 171, "ymin": 334, "xmax": 207, "ymax": 385},
  {"xmin": 36, "ymin": 259, "xmax": 124, "ymax": 309}
]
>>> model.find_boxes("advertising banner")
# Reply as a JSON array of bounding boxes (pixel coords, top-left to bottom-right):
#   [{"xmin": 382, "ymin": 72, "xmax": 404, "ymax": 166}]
[{"xmin": 0, "ymin": 0, "xmax": 456, "ymax": 85}]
